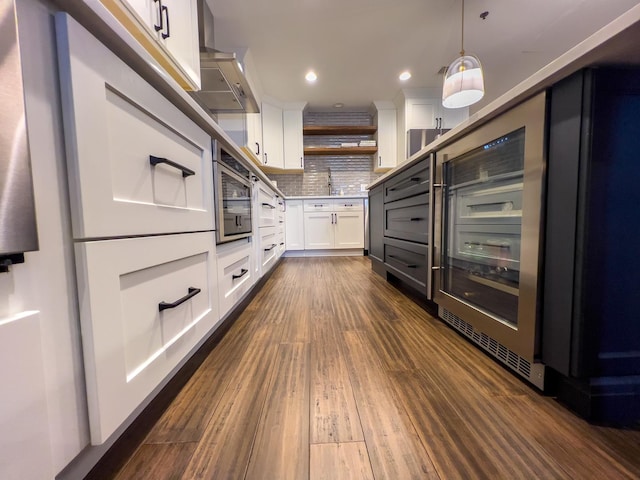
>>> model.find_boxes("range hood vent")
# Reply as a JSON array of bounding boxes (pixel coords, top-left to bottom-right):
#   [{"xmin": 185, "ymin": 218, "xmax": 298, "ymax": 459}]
[{"xmin": 194, "ymin": 0, "xmax": 259, "ymax": 113}]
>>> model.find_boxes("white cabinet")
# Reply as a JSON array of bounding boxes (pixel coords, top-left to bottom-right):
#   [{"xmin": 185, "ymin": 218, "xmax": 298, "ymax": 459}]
[
  {"xmin": 105, "ymin": 0, "xmax": 200, "ymax": 89},
  {"xmin": 303, "ymin": 199, "xmax": 364, "ymax": 250},
  {"xmin": 373, "ymin": 105, "xmax": 397, "ymax": 172},
  {"xmin": 261, "ymin": 101, "xmax": 284, "ymax": 169},
  {"xmin": 283, "ymin": 107, "xmax": 304, "ymax": 171},
  {"xmin": 216, "ymin": 239, "xmax": 254, "ymax": 319},
  {"xmin": 75, "ymin": 232, "xmax": 219, "ymax": 444},
  {"xmin": 56, "ymin": 15, "xmax": 219, "ymax": 445},
  {"xmin": 252, "ymin": 180, "xmax": 281, "ymax": 276},
  {"xmin": 406, "ymin": 97, "xmax": 468, "ymax": 130},
  {"xmin": 57, "ymin": 13, "xmax": 212, "ymax": 239},
  {"xmin": 217, "ymin": 112, "xmax": 263, "ymax": 166},
  {"xmin": 285, "ymin": 199, "xmax": 305, "ymax": 251},
  {"xmin": 256, "ymin": 181, "xmax": 277, "ymax": 227}
]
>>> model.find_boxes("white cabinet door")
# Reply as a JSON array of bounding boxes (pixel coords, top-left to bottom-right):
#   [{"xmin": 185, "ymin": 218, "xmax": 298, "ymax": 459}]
[
  {"xmin": 439, "ymin": 106, "xmax": 469, "ymax": 128},
  {"xmin": 334, "ymin": 210, "xmax": 364, "ymax": 248},
  {"xmin": 216, "ymin": 239, "xmax": 253, "ymax": 319},
  {"xmin": 247, "ymin": 112, "xmax": 263, "ymax": 164},
  {"xmin": 283, "ymin": 109, "xmax": 304, "ymax": 170},
  {"xmin": 56, "ymin": 14, "xmax": 213, "ymax": 239},
  {"xmin": 126, "ymin": 0, "xmax": 153, "ymax": 24},
  {"xmin": 285, "ymin": 199, "xmax": 304, "ymax": 251},
  {"xmin": 407, "ymin": 98, "xmax": 439, "ymax": 129},
  {"xmin": 261, "ymin": 101, "xmax": 284, "ymax": 168},
  {"xmin": 159, "ymin": 0, "xmax": 200, "ymax": 88},
  {"xmin": 374, "ymin": 108, "xmax": 397, "ymax": 172},
  {"xmin": 76, "ymin": 232, "xmax": 218, "ymax": 444},
  {"xmin": 304, "ymin": 212, "xmax": 334, "ymax": 249}
]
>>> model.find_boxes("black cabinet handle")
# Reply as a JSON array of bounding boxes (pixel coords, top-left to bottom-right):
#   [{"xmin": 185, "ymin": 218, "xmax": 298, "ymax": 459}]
[
  {"xmin": 314, "ymin": 204, "xmax": 325, "ymax": 208},
  {"xmin": 379, "ymin": 156, "xmax": 382, "ymax": 167},
  {"xmin": 388, "ymin": 255, "xmax": 417, "ymax": 268},
  {"xmin": 161, "ymin": 4, "xmax": 170, "ymax": 39},
  {"xmin": 262, "ymin": 202, "xmax": 276, "ymax": 209},
  {"xmin": 150, "ymin": 155, "xmax": 195, "ymax": 177},
  {"xmin": 264, "ymin": 152, "xmax": 268, "ymax": 164},
  {"xmin": 300, "ymin": 157, "xmax": 303, "ymax": 168},
  {"xmin": 153, "ymin": 0, "xmax": 163, "ymax": 32},
  {"xmin": 255, "ymin": 142, "xmax": 260, "ymax": 155},
  {"xmin": 280, "ymin": 242, "xmax": 285, "ymax": 246},
  {"xmin": 158, "ymin": 287, "xmax": 201, "ymax": 312},
  {"xmin": 264, "ymin": 244, "xmax": 277, "ymax": 252},
  {"xmin": 388, "ymin": 177, "xmax": 421, "ymax": 191},
  {"xmin": 232, "ymin": 268, "xmax": 248, "ymax": 279},
  {"xmin": 395, "ymin": 217, "xmax": 425, "ymax": 222}
]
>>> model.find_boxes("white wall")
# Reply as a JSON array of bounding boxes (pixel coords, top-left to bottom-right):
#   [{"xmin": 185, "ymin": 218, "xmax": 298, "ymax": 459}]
[{"xmin": 0, "ymin": 1, "xmax": 91, "ymax": 477}]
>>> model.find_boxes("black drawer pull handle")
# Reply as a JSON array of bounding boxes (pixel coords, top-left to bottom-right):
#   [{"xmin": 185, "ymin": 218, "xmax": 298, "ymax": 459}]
[
  {"xmin": 150, "ymin": 155, "xmax": 195, "ymax": 177},
  {"xmin": 264, "ymin": 244, "xmax": 277, "ymax": 252},
  {"xmin": 389, "ymin": 177, "xmax": 422, "ymax": 191},
  {"xmin": 395, "ymin": 217, "xmax": 425, "ymax": 222},
  {"xmin": 232, "ymin": 268, "xmax": 248, "ymax": 280},
  {"xmin": 261, "ymin": 202, "xmax": 276, "ymax": 209},
  {"xmin": 388, "ymin": 255, "xmax": 418, "ymax": 268},
  {"xmin": 280, "ymin": 242, "xmax": 285, "ymax": 246},
  {"xmin": 279, "ymin": 220, "xmax": 284, "ymax": 224},
  {"xmin": 158, "ymin": 287, "xmax": 201, "ymax": 312},
  {"xmin": 314, "ymin": 204, "xmax": 325, "ymax": 208},
  {"xmin": 344, "ymin": 204, "xmax": 354, "ymax": 207}
]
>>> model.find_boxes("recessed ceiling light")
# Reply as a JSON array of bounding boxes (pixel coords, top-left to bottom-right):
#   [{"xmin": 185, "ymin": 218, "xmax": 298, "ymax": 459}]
[
  {"xmin": 305, "ymin": 71, "xmax": 317, "ymax": 82},
  {"xmin": 333, "ymin": 103, "xmax": 344, "ymax": 108},
  {"xmin": 399, "ymin": 71, "xmax": 412, "ymax": 81}
]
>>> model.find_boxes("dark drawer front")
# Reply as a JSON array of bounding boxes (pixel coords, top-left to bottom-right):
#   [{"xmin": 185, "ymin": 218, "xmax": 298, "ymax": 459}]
[
  {"xmin": 384, "ymin": 194, "xmax": 429, "ymax": 244},
  {"xmin": 384, "ymin": 237, "xmax": 428, "ymax": 293},
  {"xmin": 383, "ymin": 159, "xmax": 429, "ymax": 203}
]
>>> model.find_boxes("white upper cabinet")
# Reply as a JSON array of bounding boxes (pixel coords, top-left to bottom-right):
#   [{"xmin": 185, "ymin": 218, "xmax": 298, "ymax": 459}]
[
  {"xmin": 373, "ymin": 102, "xmax": 397, "ymax": 172},
  {"xmin": 217, "ymin": 112, "xmax": 264, "ymax": 166},
  {"xmin": 406, "ymin": 97, "xmax": 468, "ymax": 130},
  {"xmin": 105, "ymin": 0, "xmax": 201, "ymax": 89},
  {"xmin": 261, "ymin": 100, "xmax": 284, "ymax": 169},
  {"xmin": 283, "ymin": 108, "xmax": 304, "ymax": 171}
]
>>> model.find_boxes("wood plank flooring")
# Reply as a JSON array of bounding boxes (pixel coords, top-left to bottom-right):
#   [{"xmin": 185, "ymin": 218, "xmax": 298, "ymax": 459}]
[{"xmin": 111, "ymin": 257, "xmax": 640, "ymax": 480}]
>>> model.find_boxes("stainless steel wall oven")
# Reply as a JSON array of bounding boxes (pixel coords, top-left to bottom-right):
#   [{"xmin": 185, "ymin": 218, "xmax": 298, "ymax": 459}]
[
  {"xmin": 213, "ymin": 143, "xmax": 252, "ymax": 244},
  {"xmin": 433, "ymin": 94, "xmax": 546, "ymax": 386}
]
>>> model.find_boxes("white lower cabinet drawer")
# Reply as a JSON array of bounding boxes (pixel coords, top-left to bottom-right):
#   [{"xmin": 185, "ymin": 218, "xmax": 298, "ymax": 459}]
[
  {"xmin": 217, "ymin": 239, "xmax": 254, "ymax": 318},
  {"xmin": 260, "ymin": 226, "xmax": 278, "ymax": 273},
  {"xmin": 56, "ymin": 15, "xmax": 213, "ymax": 239},
  {"xmin": 75, "ymin": 232, "xmax": 218, "ymax": 444}
]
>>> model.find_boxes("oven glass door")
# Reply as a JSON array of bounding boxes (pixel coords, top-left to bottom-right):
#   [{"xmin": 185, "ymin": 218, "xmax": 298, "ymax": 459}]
[
  {"xmin": 216, "ymin": 164, "xmax": 252, "ymax": 242},
  {"xmin": 443, "ymin": 128, "xmax": 525, "ymax": 327}
]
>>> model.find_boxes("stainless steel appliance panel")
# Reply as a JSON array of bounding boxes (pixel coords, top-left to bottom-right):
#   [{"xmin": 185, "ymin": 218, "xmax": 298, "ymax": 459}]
[
  {"xmin": 0, "ymin": 0, "xmax": 38, "ymax": 256},
  {"xmin": 213, "ymin": 152, "xmax": 252, "ymax": 244},
  {"xmin": 433, "ymin": 93, "xmax": 546, "ymax": 360}
]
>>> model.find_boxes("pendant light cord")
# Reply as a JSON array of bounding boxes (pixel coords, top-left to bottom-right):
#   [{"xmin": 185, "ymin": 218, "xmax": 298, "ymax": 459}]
[{"xmin": 460, "ymin": 0, "xmax": 465, "ymax": 57}]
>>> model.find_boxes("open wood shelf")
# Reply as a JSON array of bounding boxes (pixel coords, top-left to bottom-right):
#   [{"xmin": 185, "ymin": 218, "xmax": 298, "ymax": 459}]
[
  {"xmin": 303, "ymin": 125, "xmax": 377, "ymax": 135},
  {"xmin": 304, "ymin": 146, "xmax": 378, "ymax": 156}
]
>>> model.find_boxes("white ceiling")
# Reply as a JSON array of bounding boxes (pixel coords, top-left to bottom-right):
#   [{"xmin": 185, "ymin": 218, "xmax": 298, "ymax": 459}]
[{"xmin": 207, "ymin": 0, "xmax": 640, "ymax": 112}]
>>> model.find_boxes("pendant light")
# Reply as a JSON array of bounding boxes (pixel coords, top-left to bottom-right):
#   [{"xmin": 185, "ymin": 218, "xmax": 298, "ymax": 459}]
[{"xmin": 442, "ymin": 0, "xmax": 485, "ymax": 108}]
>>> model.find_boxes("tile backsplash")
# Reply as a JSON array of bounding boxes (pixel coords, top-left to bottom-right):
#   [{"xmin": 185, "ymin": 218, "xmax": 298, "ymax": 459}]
[{"xmin": 267, "ymin": 111, "xmax": 383, "ymax": 196}]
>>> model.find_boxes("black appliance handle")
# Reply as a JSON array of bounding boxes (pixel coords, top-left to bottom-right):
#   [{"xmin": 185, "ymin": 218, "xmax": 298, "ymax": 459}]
[
  {"xmin": 150, "ymin": 155, "xmax": 195, "ymax": 177},
  {"xmin": 464, "ymin": 241, "xmax": 511, "ymax": 249},
  {"xmin": 158, "ymin": 287, "xmax": 201, "ymax": 312},
  {"xmin": 232, "ymin": 268, "xmax": 249, "ymax": 280},
  {"xmin": 388, "ymin": 255, "xmax": 417, "ymax": 268}
]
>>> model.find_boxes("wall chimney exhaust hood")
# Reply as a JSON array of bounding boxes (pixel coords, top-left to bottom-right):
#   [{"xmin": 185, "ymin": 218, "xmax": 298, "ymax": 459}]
[{"xmin": 195, "ymin": 0, "xmax": 259, "ymax": 113}]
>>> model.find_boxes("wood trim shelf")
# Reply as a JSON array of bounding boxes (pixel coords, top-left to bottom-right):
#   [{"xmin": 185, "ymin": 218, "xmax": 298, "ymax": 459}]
[
  {"xmin": 304, "ymin": 146, "xmax": 378, "ymax": 156},
  {"xmin": 303, "ymin": 125, "xmax": 377, "ymax": 135}
]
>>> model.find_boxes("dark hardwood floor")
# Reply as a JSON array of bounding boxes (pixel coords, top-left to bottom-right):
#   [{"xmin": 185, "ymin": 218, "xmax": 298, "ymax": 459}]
[{"xmin": 110, "ymin": 257, "xmax": 640, "ymax": 479}]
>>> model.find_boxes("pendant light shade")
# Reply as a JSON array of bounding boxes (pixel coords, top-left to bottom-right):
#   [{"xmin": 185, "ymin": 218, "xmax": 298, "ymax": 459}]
[
  {"xmin": 442, "ymin": 0, "xmax": 485, "ymax": 109},
  {"xmin": 442, "ymin": 54, "xmax": 485, "ymax": 108}
]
